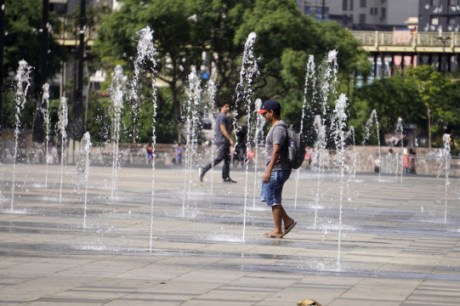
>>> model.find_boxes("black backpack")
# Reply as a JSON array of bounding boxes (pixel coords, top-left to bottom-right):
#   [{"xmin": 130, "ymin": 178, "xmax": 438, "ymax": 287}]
[{"xmin": 286, "ymin": 127, "xmax": 306, "ymax": 169}]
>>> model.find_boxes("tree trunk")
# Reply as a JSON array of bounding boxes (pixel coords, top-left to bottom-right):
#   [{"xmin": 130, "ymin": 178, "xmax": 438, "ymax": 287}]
[
  {"xmin": 0, "ymin": 0, "xmax": 4, "ymax": 135},
  {"xmin": 32, "ymin": 0, "xmax": 49, "ymax": 143}
]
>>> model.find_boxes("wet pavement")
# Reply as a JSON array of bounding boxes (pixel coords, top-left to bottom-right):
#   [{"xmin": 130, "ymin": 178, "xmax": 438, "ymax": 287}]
[{"xmin": 1, "ymin": 164, "xmax": 460, "ymax": 305}]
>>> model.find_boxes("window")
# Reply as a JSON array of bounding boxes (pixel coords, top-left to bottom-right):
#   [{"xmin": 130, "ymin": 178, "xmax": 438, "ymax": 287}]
[
  {"xmin": 343, "ymin": 0, "xmax": 348, "ymax": 11},
  {"xmin": 431, "ymin": 17, "xmax": 439, "ymax": 25},
  {"xmin": 448, "ymin": 16, "xmax": 456, "ymax": 26},
  {"xmin": 360, "ymin": 0, "xmax": 366, "ymax": 8},
  {"xmin": 431, "ymin": 0, "xmax": 440, "ymax": 6},
  {"xmin": 381, "ymin": 7, "xmax": 386, "ymax": 19},
  {"xmin": 359, "ymin": 13, "xmax": 366, "ymax": 24},
  {"xmin": 449, "ymin": 0, "xmax": 457, "ymax": 6},
  {"xmin": 350, "ymin": 0, "xmax": 354, "ymax": 10}
]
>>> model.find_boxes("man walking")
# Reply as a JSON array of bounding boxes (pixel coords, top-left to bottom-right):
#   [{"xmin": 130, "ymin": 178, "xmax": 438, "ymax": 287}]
[
  {"xmin": 258, "ymin": 99, "xmax": 296, "ymax": 238},
  {"xmin": 199, "ymin": 101, "xmax": 237, "ymax": 183}
]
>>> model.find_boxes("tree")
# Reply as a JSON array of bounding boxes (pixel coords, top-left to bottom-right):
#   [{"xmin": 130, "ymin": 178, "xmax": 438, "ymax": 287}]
[
  {"xmin": 186, "ymin": 0, "xmax": 251, "ymax": 99},
  {"xmin": 95, "ymin": 0, "xmax": 204, "ymax": 142},
  {"xmin": 403, "ymin": 66, "xmax": 446, "ymax": 147},
  {"xmin": 235, "ymin": 0, "xmax": 370, "ymax": 135},
  {"xmin": 93, "ymin": 0, "xmax": 369, "ymax": 144},
  {"xmin": 235, "ymin": 0, "xmax": 314, "ymax": 89},
  {"xmin": 2, "ymin": 0, "xmax": 65, "ymax": 132},
  {"xmin": 350, "ymin": 66, "xmax": 457, "ymax": 147},
  {"xmin": 351, "ymin": 75, "xmax": 424, "ymax": 145},
  {"xmin": 3, "ymin": 0, "xmax": 64, "ymax": 92}
]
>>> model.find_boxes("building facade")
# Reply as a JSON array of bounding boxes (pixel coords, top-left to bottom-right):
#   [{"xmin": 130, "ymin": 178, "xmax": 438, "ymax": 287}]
[
  {"xmin": 299, "ymin": 0, "xmax": 419, "ymax": 30},
  {"xmin": 47, "ymin": 0, "xmax": 117, "ymax": 99},
  {"xmin": 298, "ymin": 0, "xmax": 330, "ymax": 20},
  {"xmin": 419, "ymin": 0, "xmax": 460, "ymax": 32}
]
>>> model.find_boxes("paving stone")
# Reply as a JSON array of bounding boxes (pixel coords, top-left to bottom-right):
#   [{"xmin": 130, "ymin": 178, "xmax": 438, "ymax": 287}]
[{"xmin": 1, "ymin": 166, "xmax": 460, "ymax": 305}]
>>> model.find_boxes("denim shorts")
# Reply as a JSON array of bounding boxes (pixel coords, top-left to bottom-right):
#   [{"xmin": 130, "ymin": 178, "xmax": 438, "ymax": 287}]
[{"xmin": 260, "ymin": 170, "xmax": 291, "ymax": 206}]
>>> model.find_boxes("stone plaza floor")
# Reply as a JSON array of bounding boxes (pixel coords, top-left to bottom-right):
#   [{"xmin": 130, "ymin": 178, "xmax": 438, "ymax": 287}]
[{"xmin": 0, "ymin": 163, "xmax": 460, "ymax": 305}]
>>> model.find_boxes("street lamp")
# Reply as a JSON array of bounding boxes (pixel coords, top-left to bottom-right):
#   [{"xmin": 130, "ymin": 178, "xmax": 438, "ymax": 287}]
[
  {"xmin": 436, "ymin": 30, "xmax": 450, "ymax": 139},
  {"xmin": 437, "ymin": 31, "xmax": 451, "ymax": 72},
  {"xmin": 427, "ymin": 107, "xmax": 431, "ymax": 149},
  {"xmin": 74, "ymin": 0, "xmax": 86, "ymax": 141}
]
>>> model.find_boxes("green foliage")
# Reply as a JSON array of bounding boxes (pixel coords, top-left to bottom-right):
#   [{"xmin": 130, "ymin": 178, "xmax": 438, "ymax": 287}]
[
  {"xmin": 350, "ymin": 65, "xmax": 460, "ymax": 147},
  {"xmin": 90, "ymin": 0, "xmax": 377, "ymax": 144},
  {"xmin": 351, "ymin": 75, "xmax": 424, "ymax": 144},
  {"xmin": 9, "ymin": 0, "xmax": 451, "ymax": 151},
  {"xmin": 94, "ymin": 0, "xmax": 204, "ymax": 143},
  {"xmin": 315, "ymin": 22, "xmax": 369, "ymax": 76},
  {"xmin": 280, "ymin": 49, "xmax": 308, "ymax": 90},
  {"xmin": 93, "ymin": 0, "xmax": 144, "ymax": 66},
  {"xmin": 187, "ymin": 0, "xmax": 250, "ymax": 100},
  {"xmin": 1, "ymin": 90, "xmax": 37, "ymax": 132},
  {"xmin": 236, "ymin": 0, "xmax": 313, "ymax": 82},
  {"xmin": 85, "ymin": 94, "xmax": 112, "ymax": 143},
  {"xmin": 3, "ymin": 0, "xmax": 65, "ymax": 93}
]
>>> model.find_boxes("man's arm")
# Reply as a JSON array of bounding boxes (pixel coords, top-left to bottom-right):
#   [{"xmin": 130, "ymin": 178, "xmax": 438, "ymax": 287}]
[
  {"xmin": 263, "ymin": 143, "xmax": 281, "ymax": 183},
  {"xmin": 220, "ymin": 123, "xmax": 235, "ymax": 146}
]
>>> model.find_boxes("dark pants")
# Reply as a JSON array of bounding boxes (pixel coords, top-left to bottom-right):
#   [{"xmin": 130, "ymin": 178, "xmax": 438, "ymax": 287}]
[{"xmin": 202, "ymin": 143, "xmax": 231, "ymax": 180}]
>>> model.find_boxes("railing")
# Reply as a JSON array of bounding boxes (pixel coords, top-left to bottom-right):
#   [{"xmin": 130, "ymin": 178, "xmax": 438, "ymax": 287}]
[
  {"xmin": 54, "ymin": 30, "xmax": 95, "ymax": 47},
  {"xmin": 57, "ymin": 30, "xmax": 459, "ymax": 52},
  {"xmin": 352, "ymin": 31, "xmax": 460, "ymax": 53}
]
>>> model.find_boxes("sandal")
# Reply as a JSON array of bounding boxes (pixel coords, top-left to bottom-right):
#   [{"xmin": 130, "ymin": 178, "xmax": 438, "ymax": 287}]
[
  {"xmin": 263, "ymin": 232, "xmax": 283, "ymax": 239},
  {"xmin": 283, "ymin": 220, "xmax": 297, "ymax": 236}
]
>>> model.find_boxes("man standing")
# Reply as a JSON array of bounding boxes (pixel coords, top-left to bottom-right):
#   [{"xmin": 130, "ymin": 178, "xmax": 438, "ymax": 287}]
[
  {"xmin": 258, "ymin": 99, "xmax": 296, "ymax": 238},
  {"xmin": 199, "ymin": 102, "xmax": 237, "ymax": 183}
]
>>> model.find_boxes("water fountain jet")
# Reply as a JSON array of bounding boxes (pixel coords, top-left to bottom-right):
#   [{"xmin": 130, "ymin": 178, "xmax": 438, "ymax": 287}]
[
  {"xmin": 80, "ymin": 132, "xmax": 91, "ymax": 229},
  {"xmin": 58, "ymin": 96, "xmax": 68, "ymax": 204},
  {"xmin": 363, "ymin": 109, "xmax": 381, "ymax": 179},
  {"xmin": 41, "ymin": 83, "xmax": 50, "ymax": 187},
  {"xmin": 395, "ymin": 117, "xmax": 404, "ymax": 181},
  {"xmin": 110, "ymin": 65, "xmax": 127, "ymax": 202},
  {"xmin": 331, "ymin": 93, "xmax": 349, "ymax": 271},
  {"xmin": 234, "ymin": 32, "xmax": 259, "ymax": 242},
  {"xmin": 182, "ymin": 67, "xmax": 202, "ymax": 218},
  {"xmin": 442, "ymin": 133, "xmax": 451, "ymax": 225},
  {"xmin": 10, "ymin": 60, "xmax": 32, "ymax": 211}
]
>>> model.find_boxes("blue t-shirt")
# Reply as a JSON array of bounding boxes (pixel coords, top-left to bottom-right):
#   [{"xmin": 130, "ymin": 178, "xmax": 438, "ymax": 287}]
[{"xmin": 214, "ymin": 112, "xmax": 230, "ymax": 145}]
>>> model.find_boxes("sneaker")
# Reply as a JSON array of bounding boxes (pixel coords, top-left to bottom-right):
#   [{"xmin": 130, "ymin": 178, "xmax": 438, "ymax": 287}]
[
  {"xmin": 223, "ymin": 178, "xmax": 237, "ymax": 183},
  {"xmin": 199, "ymin": 167, "xmax": 204, "ymax": 182}
]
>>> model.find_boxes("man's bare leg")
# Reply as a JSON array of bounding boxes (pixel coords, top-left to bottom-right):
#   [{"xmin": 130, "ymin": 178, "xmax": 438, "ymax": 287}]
[
  {"xmin": 264, "ymin": 205, "xmax": 283, "ymax": 238},
  {"xmin": 280, "ymin": 205, "xmax": 295, "ymax": 229}
]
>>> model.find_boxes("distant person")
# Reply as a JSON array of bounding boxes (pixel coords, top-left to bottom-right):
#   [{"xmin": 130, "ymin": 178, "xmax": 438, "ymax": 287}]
[
  {"xmin": 146, "ymin": 143, "xmax": 153, "ymax": 164},
  {"xmin": 386, "ymin": 148, "xmax": 395, "ymax": 174},
  {"xmin": 408, "ymin": 148, "xmax": 416, "ymax": 174},
  {"xmin": 373, "ymin": 151, "xmax": 381, "ymax": 173},
  {"xmin": 247, "ymin": 147, "xmax": 255, "ymax": 164},
  {"xmin": 403, "ymin": 148, "xmax": 411, "ymax": 174},
  {"xmin": 233, "ymin": 128, "xmax": 247, "ymax": 167},
  {"xmin": 199, "ymin": 101, "xmax": 237, "ymax": 183},
  {"xmin": 258, "ymin": 99, "xmax": 296, "ymax": 238},
  {"xmin": 304, "ymin": 146, "xmax": 312, "ymax": 168},
  {"xmin": 233, "ymin": 141, "xmax": 246, "ymax": 167},
  {"xmin": 175, "ymin": 143, "xmax": 183, "ymax": 165}
]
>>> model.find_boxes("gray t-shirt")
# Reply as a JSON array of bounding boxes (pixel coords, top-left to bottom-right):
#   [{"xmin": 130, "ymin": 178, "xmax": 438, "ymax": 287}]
[
  {"xmin": 214, "ymin": 112, "xmax": 230, "ymax": 145},
  {"xmin": 264, "ymin": 120, "xmax": 290, "ymax": 170}
]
